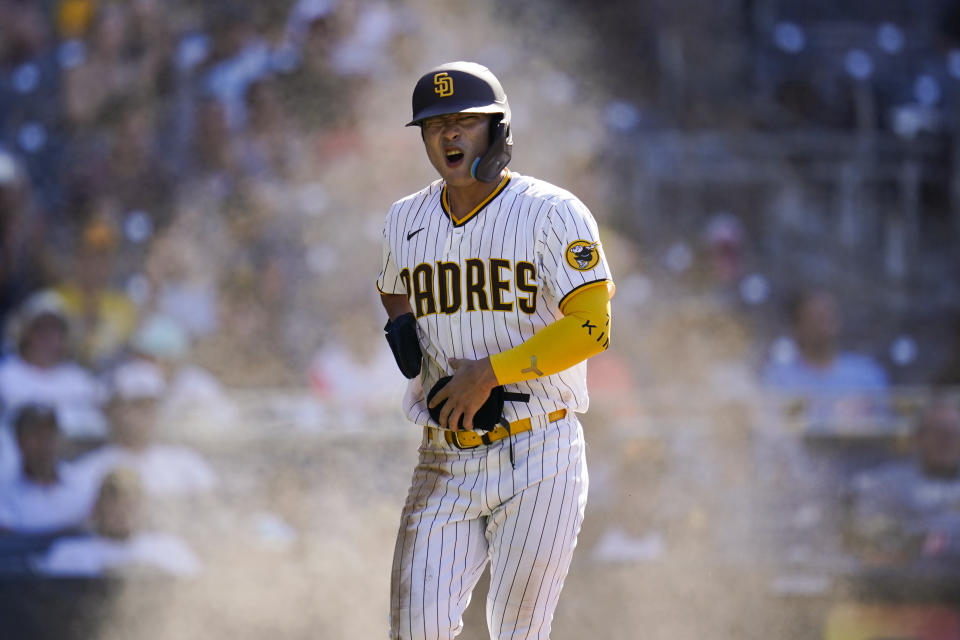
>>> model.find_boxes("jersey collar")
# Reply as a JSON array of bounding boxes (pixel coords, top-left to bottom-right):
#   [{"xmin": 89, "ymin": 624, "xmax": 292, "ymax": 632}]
[{"xmin": 441, "ymin": 170, "xmax": 511, "ymax": 227}]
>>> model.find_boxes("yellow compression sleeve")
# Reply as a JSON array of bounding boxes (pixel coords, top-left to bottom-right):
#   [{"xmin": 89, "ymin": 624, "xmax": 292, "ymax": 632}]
[{"xmin": 490, "ymin": 281, "xmax": 613, "ymax": 385}]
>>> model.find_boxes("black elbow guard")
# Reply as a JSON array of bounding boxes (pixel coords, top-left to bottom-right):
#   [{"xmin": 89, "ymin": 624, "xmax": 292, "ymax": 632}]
[{"xmin": 384, "ymin": 312, "xmax": 422, "ymax": 379}]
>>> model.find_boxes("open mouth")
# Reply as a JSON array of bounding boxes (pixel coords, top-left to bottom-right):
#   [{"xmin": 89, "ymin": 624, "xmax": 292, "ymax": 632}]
[{"xmin": 445, "ymin": 148, "xmax": 465, "ymax": 165}]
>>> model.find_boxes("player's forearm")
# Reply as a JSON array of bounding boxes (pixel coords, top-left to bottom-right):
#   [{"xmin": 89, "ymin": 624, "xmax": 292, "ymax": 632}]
[
  {"xmin": 380, "ymin": 293, "xmax": 414, "ymax": 321},
  {"xmin": 490, "ymin": 283, "xmax": 612, "ymax": 385}
]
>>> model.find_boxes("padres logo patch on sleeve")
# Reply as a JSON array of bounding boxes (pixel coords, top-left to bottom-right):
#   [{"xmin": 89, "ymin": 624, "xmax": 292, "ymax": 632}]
[{"xmin": 565, "ymin": 240, "xmax": 601, "ymax": 271}]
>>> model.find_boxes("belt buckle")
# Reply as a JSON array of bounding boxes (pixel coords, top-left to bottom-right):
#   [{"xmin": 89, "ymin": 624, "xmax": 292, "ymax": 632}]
[{"xmin": 448, "ymin": 430, "xmax": 479, "ymax": 450}]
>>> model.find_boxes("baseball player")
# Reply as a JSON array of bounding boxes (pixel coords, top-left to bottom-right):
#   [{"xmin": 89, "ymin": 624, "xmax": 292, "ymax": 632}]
[{"xmin": 377, "ymin": 61, "xmax": 614, "ymax": 640}]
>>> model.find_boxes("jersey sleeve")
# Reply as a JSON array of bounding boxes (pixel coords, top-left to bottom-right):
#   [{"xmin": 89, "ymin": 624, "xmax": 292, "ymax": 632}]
[
  {"xmin": 376, "ymin": 224, "xmax": 406, "ymax": 295},
  {"xmin": 538, "ymin": 197, "xmax": 613, "ymax": 306}
]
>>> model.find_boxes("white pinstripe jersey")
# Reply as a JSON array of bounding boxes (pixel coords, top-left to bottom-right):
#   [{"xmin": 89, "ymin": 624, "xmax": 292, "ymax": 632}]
[{"xmin": 377, "ymin": 170, "xmax": 613, "ymax": 427}]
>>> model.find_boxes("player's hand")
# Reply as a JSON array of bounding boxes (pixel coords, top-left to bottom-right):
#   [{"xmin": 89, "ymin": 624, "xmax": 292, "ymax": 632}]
[{"xmin": 428, "ymin": 357, "xmax": 499, "ymax": 430}]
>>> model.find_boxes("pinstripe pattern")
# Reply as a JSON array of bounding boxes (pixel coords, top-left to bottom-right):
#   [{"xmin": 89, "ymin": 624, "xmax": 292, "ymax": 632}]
[
  {"xmin": 389, "ymin": 416, "xmax": 588, "ymax": 640},
  {"xmin": 378, "ymin": 171, "xmax": 609, "ymax": 639}
]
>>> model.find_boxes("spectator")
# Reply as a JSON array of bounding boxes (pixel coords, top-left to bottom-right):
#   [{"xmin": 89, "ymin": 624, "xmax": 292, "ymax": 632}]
[
  {"xmin": 689, "ymin": 212, "xmax": 774, "ymax": 340},
  {"xmin": 0, "ymin": 291, "xmax": 108, "ymax": 440},
  {"xmin": 62, "ymin": 98, "xmax": 176, "ymax": 232},
  {"xmin": 0, "ymin": 423, "xmax": 14, "ymax": 484},
  {"xmin": 119, "ymin": 313, "xmax": 239, "ymax": 437},
  {"xmin": 184, "ymin": 94, "xmax": 243, "ymax": 200},
  {"xmin": 192, "ymin": 266, "xmax": 301, "ymax": 388},
  {"xmin": 279, "ymin": 0, "xmax": 352, "ymax": 133},
  {"xmin": 844, "ymin": 397, "xmax": 960, "ymax": 566},
  {"xmin": 0, "ymin": 0, "xmax": 63, "ymax": 205},
  {"xmin": 762, "ymin": 288, "xmax": 890, "ymax": 431},
  {"xmin": 308, "ymin": 314, "xmax": 406, "ymax": 427},
  {"xmin": 633, "ymin": 214, "xmax": 764, "ymax": 397},
  {"xmin": 141, "ymin": 200, "xmax": 225, "ymax": 340},
  {"xmin": 0, "ymin": 146, "xmax": 53, "ymax": 340},
  {"xmin": 753, "ymin": 289, "xmax": 893, "ymax": 569},
  {"xmin": 37, "ymin": 467, "xmax": 201, "ymax": 577},
  {"xmin": 934, "ymin": 311, "xmax": 960, "ymax": 386},
  {"xmin": 199, "ymin": 2, "xmax": 272, "ymax": 131},
  {"xmin": 78, "ymin": 358, "xmax": 218, "ymax": 498},
  {"xmin": 685, "ymin": 212, "xmax": 750, "ymax": 304},
  {"xmin": 61, "ymin": 2, "xmax": 165, "ymax": 128},
  {"xmin": 54, "ymin": 217, "xmax": 139, "ymax": 371},
  {"xmin": 238, "ymin": 76, "xmax": 306, "ymax": 182},
  {"xmin": 55, "ymin": 0, "xmax": 97, "ymax": 39},
  {"xmin": 0, "ymin": 404, "xmax": 99, "ymax": 535}
]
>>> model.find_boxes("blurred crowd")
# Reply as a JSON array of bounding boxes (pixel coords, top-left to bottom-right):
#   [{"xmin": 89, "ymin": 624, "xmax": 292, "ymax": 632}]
[
  {"xmin": 0, "ymin": 0, "xmax": 959, "ymax": 638},
  {"xmin": 0, "ymin": 0, "xmax": 415, "ymax": 384},
  {"xmin": 579, "ymin": 0, "xmax": 960, "ymax": 598},
  {"xmin": 0, "ymin": 0, "xmax": 415, "ymax": 588}
]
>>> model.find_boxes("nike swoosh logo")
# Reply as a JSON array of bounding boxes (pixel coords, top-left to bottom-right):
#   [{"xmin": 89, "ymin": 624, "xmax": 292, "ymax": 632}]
[{"xmin": 407, "ymin": 228, "xmax": 425, "ymax": 241}]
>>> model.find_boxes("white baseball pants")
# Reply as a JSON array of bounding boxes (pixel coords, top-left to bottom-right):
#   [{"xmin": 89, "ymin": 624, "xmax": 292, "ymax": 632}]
[{"xmin": 389, "ymin": 414, "xmax": 588, "ymax": 640}]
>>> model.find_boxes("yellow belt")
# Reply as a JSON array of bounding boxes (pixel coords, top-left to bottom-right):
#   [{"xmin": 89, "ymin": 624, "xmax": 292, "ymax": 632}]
[{"xmin": 434, "ymin": 409, "xmax": 567, "ymax": 449}]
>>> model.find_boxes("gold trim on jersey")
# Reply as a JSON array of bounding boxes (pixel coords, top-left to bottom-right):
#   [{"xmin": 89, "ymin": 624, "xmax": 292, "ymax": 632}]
[
  {"xmin": 558, "ymin": 279, "xmax": 612, "ymax": 314},
  {"xmin": 441, "ymin": 170, "xmax": 511, "ymax": 227}
]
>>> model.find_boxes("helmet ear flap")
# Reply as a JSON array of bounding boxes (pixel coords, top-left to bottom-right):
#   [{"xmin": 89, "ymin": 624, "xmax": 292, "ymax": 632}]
[{"xmin": 470, "ymin": 116, "xmax": 512, "ymax": 183}]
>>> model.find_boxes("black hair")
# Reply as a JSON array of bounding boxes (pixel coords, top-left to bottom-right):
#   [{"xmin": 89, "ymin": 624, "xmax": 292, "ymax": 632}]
[
  {"xmin": 784, "ymin": 287, "xmax": 835, "ymax": 325},
  {"xmin": 17, "ymin": 310, "xmax": 69, "ymax": 355},
  {"xmin": 12, "ymin": 403, "xmax": 58, "ymax": 439}
]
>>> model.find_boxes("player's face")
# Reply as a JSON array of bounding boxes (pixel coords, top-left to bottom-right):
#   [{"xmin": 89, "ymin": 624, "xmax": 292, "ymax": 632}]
[{"xmin": 421, "ymin": 113, "xmax": 491, "ymax": 187}]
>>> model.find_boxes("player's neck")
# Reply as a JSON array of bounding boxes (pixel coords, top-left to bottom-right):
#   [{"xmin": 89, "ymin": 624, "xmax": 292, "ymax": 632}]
[{"xmin": 445, "ymin": 170, "xmax": 507, "ymax": 223}]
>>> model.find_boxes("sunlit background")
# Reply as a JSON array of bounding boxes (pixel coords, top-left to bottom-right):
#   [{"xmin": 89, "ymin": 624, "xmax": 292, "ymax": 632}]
[{"xmin": 1, "ymin": 0, "xmax": 960, "ymax": 638}]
